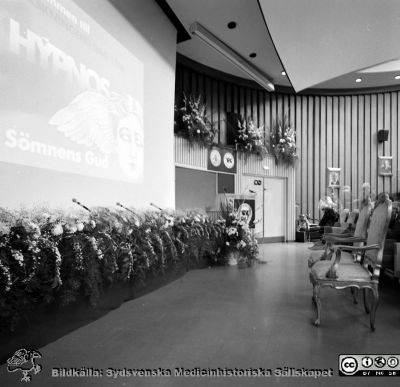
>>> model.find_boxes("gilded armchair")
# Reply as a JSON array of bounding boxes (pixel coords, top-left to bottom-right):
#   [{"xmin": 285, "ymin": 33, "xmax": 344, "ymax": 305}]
[{"xmin": 309, "ymin": 193, "xmax": 392, "ymax": 331}]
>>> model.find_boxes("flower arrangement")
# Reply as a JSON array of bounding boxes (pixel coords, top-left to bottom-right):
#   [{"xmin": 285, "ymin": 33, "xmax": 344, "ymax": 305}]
[
  {"xmin": 0, "ymin": 205, "xmax": 227, "ymax": 331},
  {"xmin": 217, "ymin": 203, "xmax": 259, "ymax": 267},
  {"xmin": 235, "ymin": 117, "xmax": 268, "ymax": 158},
  {"xmin": 174, "ymin": 94, "xmax": 216, "ymax": 146},
  {"xmin": 269, "ymin": 116, "xmax": 297, "ymax": 165}
]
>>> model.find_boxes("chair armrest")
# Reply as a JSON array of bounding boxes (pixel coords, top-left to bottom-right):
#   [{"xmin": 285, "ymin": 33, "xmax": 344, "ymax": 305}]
[
  {"xmin": 324, "ymin": 226, "xmax": 351, "ymax": 234},
  {"xmin": 323, "ymin": 235, "xmax": 365, "ymax": 244},
  {"xmin": 333, "ymin": 244, "xmax": 380, "ymax": 253},
  {"xmin": 325, "ymin": 244, "xmax": 380, "ymax": 279}
]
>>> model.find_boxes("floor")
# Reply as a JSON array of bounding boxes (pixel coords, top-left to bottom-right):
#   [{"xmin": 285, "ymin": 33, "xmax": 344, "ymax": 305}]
[{"xmin": 1, "ymin": 242, "xmax": 400, "ymax": 387}]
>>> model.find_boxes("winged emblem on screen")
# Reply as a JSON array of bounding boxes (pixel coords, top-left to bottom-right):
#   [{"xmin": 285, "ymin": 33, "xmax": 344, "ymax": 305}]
[{"xmin": 49, "ymin": 91, "xmax": 144, "ymax": 180}]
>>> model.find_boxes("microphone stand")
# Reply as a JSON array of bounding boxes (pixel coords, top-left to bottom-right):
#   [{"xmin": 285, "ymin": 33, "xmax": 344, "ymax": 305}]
[
  {"xmin": 72, "ymin": 198, "xmax": 91, "ymax": 212},
  {"xmin": 150, "ymin": 202, "xmax": 163, "ymax": 212},
  {"xmin": 116, "ymin": 202, "xmax": 138, "ymax": 217}
]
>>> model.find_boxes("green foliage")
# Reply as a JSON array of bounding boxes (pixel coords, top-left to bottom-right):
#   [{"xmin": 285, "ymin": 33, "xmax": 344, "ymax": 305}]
[
  {"xmin": 269, "ymin": 115, "xmax": 297, "ymax": 165},
  {"xmin": 174, "ymin": 94, "xmax": 216, "ymax": 146},
  {"xmin": 0, "ymin": 206, "xmax": 232, "ymax": 331},
  {"xmin": 235, "ymin": 117, "xmax": 268, "ymax": 158},
  {"xmin": 214, "ymin": 202, "xmax": 259, "ymax": 266}
]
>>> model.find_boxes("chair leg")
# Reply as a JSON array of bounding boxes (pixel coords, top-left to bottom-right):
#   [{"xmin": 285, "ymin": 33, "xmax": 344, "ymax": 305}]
[
  {"xmin": 363, "ymin": 288, "xmax": 370, "ymax": 314},
  {"xmin": 350, "ymin": 287, "xmax": 358, "ymax": 304},
  {"xmin": 312, "ymin": 284, "xmax": 322, "ymax": 326},
  {"xmin": 369, "ymin": 287, "xmax": 379, "ymax": 332}
]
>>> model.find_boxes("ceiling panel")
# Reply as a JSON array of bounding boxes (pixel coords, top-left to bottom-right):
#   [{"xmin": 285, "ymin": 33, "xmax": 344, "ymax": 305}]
[{"xmin": 259, "ymin": 0, "xmax": 400, "ymax": 91}]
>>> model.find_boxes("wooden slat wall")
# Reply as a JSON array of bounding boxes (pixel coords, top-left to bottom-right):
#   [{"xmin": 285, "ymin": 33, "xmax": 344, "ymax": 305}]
[{"xmin": 176, "ymin": 62, "xmax": 400, "ymax": 222}]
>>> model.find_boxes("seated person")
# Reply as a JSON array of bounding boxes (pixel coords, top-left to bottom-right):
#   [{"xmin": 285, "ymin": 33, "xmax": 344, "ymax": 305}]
[
  {"xmin": 297, "ymin": 214, "xmax": 310, "ymax": 237},
  {"xmin": 309, "ymin": 206, "xmax": 339, "ymax": 248}
]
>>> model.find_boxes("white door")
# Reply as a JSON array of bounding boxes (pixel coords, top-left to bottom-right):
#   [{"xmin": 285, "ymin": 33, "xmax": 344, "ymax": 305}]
[
  {"xmin": 240, "ymin": 175, "xmax": 263, "ymax": 238},
  {"xmin": 263, "ymin": 178, "xmax": 286, "ymax": 241}
]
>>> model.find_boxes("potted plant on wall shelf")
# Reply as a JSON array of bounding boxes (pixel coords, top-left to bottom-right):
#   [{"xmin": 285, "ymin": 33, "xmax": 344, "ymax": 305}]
[
  {"xmin": 269, "ymin": 115, "xmax": 297, "ymax": 166},
  {"xmin": 174, "ymin": 93, "xmax": 216, "ymax": 147}
]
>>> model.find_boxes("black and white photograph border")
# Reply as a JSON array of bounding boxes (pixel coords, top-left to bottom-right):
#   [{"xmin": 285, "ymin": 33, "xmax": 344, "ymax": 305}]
[{"xmin": 378, "ymin": 156, "xmax": 393, "ymax": 176}]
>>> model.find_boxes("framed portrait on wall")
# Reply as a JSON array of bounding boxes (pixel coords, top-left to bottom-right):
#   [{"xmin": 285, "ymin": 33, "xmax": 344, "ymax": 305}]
[
  {"xmin": 327, "ymin": 167, "xmax": 341, "ymax": 187},
  {"xmin": 378, "ymin": 156, "xmax": 392, "ymax": 176}
]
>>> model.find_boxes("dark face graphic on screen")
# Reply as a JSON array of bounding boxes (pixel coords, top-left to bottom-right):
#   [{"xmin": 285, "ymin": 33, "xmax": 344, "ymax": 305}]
[{"xmin": 49, "ymin": 91, "xmax": 144, "ymax": 181}]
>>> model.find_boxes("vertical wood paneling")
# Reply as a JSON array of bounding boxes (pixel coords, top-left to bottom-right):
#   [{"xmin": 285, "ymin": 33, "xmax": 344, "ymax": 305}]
[
  {"xmin": 295, "ymin": 97, "xmax": 302, "ymax": 214},
  {"xmin": 326, "ymin": 96, "xmax": 333, "ymax": 203},
  {"xmin": 392, "ymin": 93, "xmax": 398, "ymax": 193},
  {"xmin": 384, "ymin": 93, "xmax": 391, "ymax": 193},
  {"xmin": 377, "ymin": 94, "xmax": 384, "ymax": 194},
  {"xmin": 338, "ymin": 96, "xmax": 345, "ymax": 178},
  {"xmin": 320, "ymin": 97, "xmax": 327, "ymax": 198},
  {"xmin": 351, "ymin": 96, "xmax": 358, "ymax": 207},
  {"xmin": 397, "ymin": 94, "xmax": 400, "ymax": 193},
  {"xmin": 265, "ymin": 93, "xmax": 271, "ymax": 142},
  {"xmin": 219, "ymin": 81, "xmax": 226, "ymax": 145},
  {"xmin": 364, "ymin": 95, "xmax": 371, "ymax": 191},
  {"xmin": 307, "ymin": 97, "xmax": 314, "ymax": 218},
  {"xmin": 176, "ymin": 63, "xmax": 400, "ymax": 230},
  {"xmin": 371, "ymin": 94, "xmax": 378, "ymax": 197},
  {"xmin": 301, "ymin": 96, "xmax": 308, "ymax": 215},
  {"xmin": 357, "ymin": 95, "xmax": 364, "ymax": 205},
  {"xmin": 314, "ymin": 96, "xmax": 320, "ymax": 218},
  {"xmin": 258, "ymin": 90, "xmax": 264, "ymax": 134}
]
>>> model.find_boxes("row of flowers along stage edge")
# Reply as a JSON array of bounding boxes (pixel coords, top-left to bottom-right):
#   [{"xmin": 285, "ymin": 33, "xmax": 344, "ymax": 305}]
[{"xmin": 0, "ymin": 205, "xmax": 259, "ymax": 331}]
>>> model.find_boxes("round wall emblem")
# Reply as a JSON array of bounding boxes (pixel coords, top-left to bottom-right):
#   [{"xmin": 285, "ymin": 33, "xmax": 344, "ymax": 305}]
[
  {"xmin": 210, "ymin": 149, "xmax": 221, "ymax": 167},
  {"xmin": 223, "ymin": 152, "xmax": 235, "ymax": 169}
]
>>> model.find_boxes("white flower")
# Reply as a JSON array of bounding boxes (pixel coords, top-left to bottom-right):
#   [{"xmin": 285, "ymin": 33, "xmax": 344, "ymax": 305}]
[
  {"xmin": 226, "ymin": 241, "xmax": 230, "ymax": 246},
  {"xmin": 227, "ymin": 227, "xmax": 238, "ymax": 236},
  {"xmin": 64, "ymin": 224, "xmax": 77, "ymax": 234},
  {"xmin": 12, "ymin": 249, "xmax": 24, "ymax": 266},
  {"xmin": 51, "ymin": 224, "xmax": 63, "ymax": 236},
  {"xmin": 76, "ymin": 222, "xmax": 84, "ymax": 232}
]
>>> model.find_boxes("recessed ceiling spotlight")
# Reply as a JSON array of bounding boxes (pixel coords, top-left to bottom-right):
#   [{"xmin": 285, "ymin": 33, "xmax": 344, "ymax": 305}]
[
  {"xmin": 281, "ymin": 71, "xmax": 286, "ymax": 76},
  {"xmin": 249, "ymin": 52, "xmax": 257, "ymax": 58},
  {"xmin": 227, "ymin": 21, "xmax": 237, "ymax": 29},
  {"xmin": 395, "ymin": 75, "xmax": 400, "ymax": 80},
  {"xmin": 356, "ymin": 78, "xmax": 362, "ymax": 83}
]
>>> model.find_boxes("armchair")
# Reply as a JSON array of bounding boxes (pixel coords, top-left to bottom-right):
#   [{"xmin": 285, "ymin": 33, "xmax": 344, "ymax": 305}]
[
  {"xmin": 309, "ymin": 193, "xmax": 392, "ymax": 331},
  {"xmin": 308, "ymin": 200, "xmax": 372, "ymax": 267}
]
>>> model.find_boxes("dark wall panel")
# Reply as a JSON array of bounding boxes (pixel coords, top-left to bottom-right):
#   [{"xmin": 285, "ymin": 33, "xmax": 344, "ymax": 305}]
[
  {"xmin": 175, "ymin": 167, "xmax": 216, "ymax": 211},
  {"xmin": 176, "ymin": 60, "xmax": 400, "ymax": 220}
]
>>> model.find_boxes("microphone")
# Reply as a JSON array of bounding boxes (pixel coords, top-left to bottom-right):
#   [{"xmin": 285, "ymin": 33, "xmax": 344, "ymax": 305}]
[
  {"xmin": 72, "ymin": 198, "xmax": 91, "ymax": 212},
  {"xmin": 150, "ymin": 202, "xmax": 163, "ymax": 211},
  {"xmin": 116, "ymin": 202, "xmax": 138, "ymax": 216}
]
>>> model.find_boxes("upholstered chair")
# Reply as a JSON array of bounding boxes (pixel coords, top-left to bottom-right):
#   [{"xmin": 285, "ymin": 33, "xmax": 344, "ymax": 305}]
[{"xmin": 309, "ymin": 193, "xmax": 392, "ymax": 331}]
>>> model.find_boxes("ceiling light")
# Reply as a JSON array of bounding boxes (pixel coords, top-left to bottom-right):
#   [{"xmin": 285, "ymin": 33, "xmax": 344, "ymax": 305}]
[
  {"xmin": 189, "ymin": 22, "xmax": 275, "ymax": 92},
  {"xmin": 281, "ymin": 71, "xmax": 286, "ymax": 76},
  {"xmin": 227, "ymin": 21, "xmax": 237, "ymax": 29},
  {"xmin": 395, "ymin": 75, "xmax": 400, "ymax": 80},
  {"xmin": 356, "ymin": 78, "xmax": 362, "ymax": 83}
]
